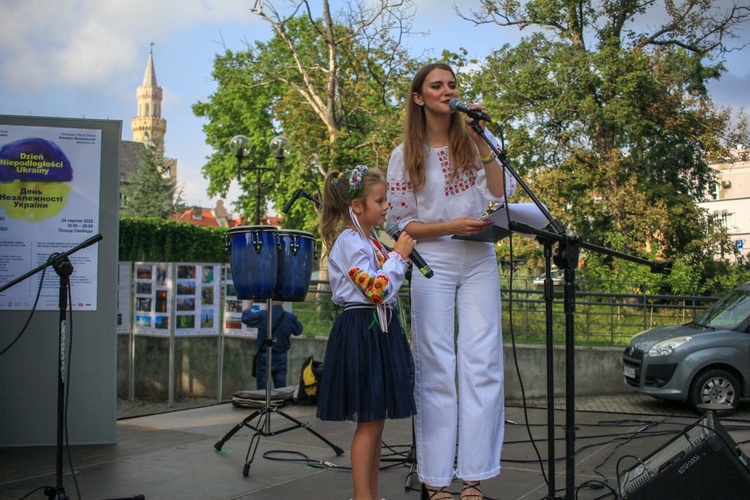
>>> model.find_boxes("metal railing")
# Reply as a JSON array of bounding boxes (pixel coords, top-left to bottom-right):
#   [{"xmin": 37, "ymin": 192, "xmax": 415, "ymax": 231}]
[{"xmin": 294, "ymin": 281, "xmax": 720, "ymax": 347}]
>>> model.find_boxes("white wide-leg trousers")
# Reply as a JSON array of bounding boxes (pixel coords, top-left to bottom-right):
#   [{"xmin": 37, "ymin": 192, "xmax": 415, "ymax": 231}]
[{"xmin": 410, "ymin": 237, "xmax": 505, "ymax": 487}]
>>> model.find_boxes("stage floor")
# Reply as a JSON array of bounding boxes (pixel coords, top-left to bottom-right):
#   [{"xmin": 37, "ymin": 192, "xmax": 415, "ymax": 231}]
[{"xmin": 3, "ymin": 394, "xmax": 750, "ymax": 499}]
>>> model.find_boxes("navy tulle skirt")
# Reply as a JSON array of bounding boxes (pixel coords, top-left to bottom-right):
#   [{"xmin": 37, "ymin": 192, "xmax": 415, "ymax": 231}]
[{"xmin": 316, "ymin": 306, "xmax": 416, "ymax": 423}]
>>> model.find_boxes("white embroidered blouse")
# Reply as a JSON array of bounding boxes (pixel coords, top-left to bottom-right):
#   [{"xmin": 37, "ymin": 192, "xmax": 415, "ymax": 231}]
[
  {"xmin": 328, "ymin": 229, "xmax": 408, "ymax": 307},
  {"xmin": 386, "ymin": 131, "xmax": 517, "ymax": 232}
]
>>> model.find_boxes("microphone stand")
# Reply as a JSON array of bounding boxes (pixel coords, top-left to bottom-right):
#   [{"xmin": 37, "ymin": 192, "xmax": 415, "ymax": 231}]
[
  {"xmin": 1, "ymin": 234, "xmax": 144, "ymax": 500},
  {"xmin": 471, "ymin": 121, "xmax": 670, "ymax": 499}
]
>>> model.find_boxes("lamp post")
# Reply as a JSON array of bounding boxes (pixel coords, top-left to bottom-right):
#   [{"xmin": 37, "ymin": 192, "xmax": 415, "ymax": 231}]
[{"xmin": 230, "ymin": 134, "xmax": 291, "ymax": 225}]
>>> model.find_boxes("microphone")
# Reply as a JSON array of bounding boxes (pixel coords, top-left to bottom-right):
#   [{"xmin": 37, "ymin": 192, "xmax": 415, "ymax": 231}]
[
  {"xmin": 299, "ymin": 190, "xmax": 321, "ymax": 208},
  {"xmin": 281, "ymin": 188, "xmax": 303, "ymax": 214},
  {"xmin": 448, "ymin": 98, "xmax": 491, "ymax": 122},
  {"xmin": 386, "ymin": 224, "xmax": 434, "ymax": 279}
]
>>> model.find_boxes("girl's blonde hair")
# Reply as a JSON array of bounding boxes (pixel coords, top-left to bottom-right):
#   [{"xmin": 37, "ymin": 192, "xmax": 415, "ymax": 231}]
[
  {"xmin": 403, "ymin": 62, "xmax": 479, "ymax": 190},
  {"xmin": 319, "ymin": 166, "xmax": 386, "ymax": 255}
]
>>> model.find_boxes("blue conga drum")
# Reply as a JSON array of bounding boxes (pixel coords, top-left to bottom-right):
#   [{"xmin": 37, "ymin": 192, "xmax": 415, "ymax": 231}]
[
  {"xmin": 274, "ymin": 229, "xmax": 315, "ymax": 302},
  {"xmin": 225, "ymin": 226, "xmax": 278, "ymax": 300}
]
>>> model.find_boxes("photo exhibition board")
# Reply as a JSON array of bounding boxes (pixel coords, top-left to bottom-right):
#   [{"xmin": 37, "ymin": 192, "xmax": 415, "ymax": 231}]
[{"xmin": 133, "ymin": 262, "xmax": 222, "ymax": 337}]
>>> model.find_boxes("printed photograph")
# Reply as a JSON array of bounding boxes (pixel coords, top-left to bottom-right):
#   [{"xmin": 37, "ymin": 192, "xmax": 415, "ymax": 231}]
[
  {"xmin": 155, "ymin": 290, "xmax": 168, "ymax": 313},
  {"xmin": 154, "ymin": 316, "xmax": 169, "ymax": 330},
  {"xmin": 135, "ymin": 297, "xmax": 152, "ymax": 312},
  {"xmin": 135, "ymin": 315, "xmax": 151, "ymax": 327},
  {"xmin": 136, "ymin": 265, "xmax": 153, "ymax": 280},
  {"xmin": 177, "ymin": 281, "xmax": 196, "ymax": 296},
  {"xmin": 176, "ymin": 314, "xmax": 195, "ymax": 329},
  {"xmin": 201, "ymin": 266, "xmax": 215, "ymax": 284},
  {"xmin": 156, "ymin": 264, "xmax": 168, "ymax": 286},
  {"xmin": 201, "ymin": 286, "xmax": 214, "ymax": 305},
  {"xmin": 176, "ymin": 297, "xmax": 195, "ymax": 311},
  {"xmin": 200, "ymin": 308, "xmax": 214, "ymax": 328},
  {"xmin": 226, "ymin": 300, "xmax": 242, "ymax": 313},
  {"xmin": 177, "ymin": 265, "xmax": 196, "ymax": 279}
]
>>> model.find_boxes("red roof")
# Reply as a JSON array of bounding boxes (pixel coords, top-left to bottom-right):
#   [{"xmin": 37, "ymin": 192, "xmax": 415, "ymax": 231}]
[{"xmin": 175, "ymin": 208, "xmax": 219, "ymax": 226}]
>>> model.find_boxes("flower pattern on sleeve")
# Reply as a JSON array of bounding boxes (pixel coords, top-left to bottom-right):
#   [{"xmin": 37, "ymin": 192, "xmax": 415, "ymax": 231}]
[{"xmin": 348, "ymin": 268, "xmax": 391, "ymax": 304}]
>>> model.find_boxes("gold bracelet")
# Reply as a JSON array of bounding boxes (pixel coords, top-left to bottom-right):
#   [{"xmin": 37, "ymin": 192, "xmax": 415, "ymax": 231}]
[{"xmin": 480, "ymin": 150, "xmax": 496, "ymax": 164}]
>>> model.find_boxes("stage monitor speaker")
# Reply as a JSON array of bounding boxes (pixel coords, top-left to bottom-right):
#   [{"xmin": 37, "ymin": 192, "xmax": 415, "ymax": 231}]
[{"xmin": 618, "ymin": 412, "xmax": 750, "ymax": 499}]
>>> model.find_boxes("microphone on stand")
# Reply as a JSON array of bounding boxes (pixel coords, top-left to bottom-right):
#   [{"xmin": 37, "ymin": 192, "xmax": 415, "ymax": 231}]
[
  {"xmin": 281, "ymin": 188, "xmax": 304, "ymax": 214},
  {"xmin": 299, "ymin": 190, "xmax": 321, "ymax": 208},
  {"xmin": 385, "ymin": 224, "xmax": 434, "ymax": 279},
  {"xmin": 448, "ymin": 98, "xmax": 492, "ymax": 122}
]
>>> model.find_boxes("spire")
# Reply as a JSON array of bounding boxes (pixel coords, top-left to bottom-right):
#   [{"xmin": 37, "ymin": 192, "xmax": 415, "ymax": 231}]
[
  {"xmin": 142, "ymin": 42, "xmax": 157, "ymax": 87},
  {"xmin": 132, "ymin": 43, "xmax": 166, "ymax": 146}
]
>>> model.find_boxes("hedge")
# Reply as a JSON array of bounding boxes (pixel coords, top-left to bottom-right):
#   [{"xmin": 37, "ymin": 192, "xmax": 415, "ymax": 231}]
[{"xmin": 119, "ymin": 217, "xmax": 228, "ymax": 262}]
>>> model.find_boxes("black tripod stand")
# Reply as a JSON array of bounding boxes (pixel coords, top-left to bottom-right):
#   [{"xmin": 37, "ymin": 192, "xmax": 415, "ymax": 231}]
[{"xmin": 214, "ymin": 297, "xmax": 343, "ymax": 476}]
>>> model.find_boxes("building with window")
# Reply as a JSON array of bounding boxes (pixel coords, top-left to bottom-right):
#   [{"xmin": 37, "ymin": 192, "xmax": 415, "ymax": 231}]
[{"xmin": 698, "ymin": 147, "xmax": 750, "ymax": 261}]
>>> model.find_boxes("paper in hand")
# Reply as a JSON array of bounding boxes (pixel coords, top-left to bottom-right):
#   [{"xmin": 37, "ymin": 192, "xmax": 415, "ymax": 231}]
[
  {"xmin": 480, "ymin": 203, "xmax": 549, "ymax": 236},
  {"xmin": 453, "ymin": 202, "xmax": 549, "ymax": 242}
]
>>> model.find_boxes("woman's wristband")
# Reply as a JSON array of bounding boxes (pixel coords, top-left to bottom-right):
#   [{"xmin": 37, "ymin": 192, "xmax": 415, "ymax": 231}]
[{"xmin": 480, "ymin": 150, "xmax": 496, "ymax": 164}]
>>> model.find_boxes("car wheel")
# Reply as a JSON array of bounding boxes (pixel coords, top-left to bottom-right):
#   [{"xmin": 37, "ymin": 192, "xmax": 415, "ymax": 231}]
[{"xmin": 688, "ymin": 368, "xmax": 740, "ymax": 413}]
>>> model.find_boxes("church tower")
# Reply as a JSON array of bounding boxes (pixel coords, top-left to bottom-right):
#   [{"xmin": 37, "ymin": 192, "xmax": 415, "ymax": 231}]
[{"xmin": 131, "ymin": 44, "xmax": 167, "ymax": 147}]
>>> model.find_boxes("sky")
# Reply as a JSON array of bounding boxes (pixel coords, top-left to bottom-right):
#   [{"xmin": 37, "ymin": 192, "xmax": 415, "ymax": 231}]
[{"xmin": 1, "ymin": 0, "xmax": 748, "ymax": 213}]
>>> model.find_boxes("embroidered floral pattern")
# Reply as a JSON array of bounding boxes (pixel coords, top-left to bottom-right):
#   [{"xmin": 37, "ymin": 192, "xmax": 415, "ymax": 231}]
[
  {"xmin": 437, "ymin": 147, "xmax": 476, "ymax": 197},
  {"xmin": 387, "ymin": 176, "xmax": 413, "ymax": 221},
  {"xmin": 348, "ymin": 267, "xmax": 391, "ymax": 304}
]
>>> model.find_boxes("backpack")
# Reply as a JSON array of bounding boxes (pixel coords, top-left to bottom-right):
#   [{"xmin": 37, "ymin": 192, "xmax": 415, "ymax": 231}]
[{"xmin": 293, "ymin": 356, "xmax": 323, "ymax": 405}]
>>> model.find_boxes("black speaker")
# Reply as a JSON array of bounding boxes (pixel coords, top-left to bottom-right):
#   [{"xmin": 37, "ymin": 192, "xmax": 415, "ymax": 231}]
[{"xmin": 619, "ymin": 413, "xmax": 750, "ymax": 499}]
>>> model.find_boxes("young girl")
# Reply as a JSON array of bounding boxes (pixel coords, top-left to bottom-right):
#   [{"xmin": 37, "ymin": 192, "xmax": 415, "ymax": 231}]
[{"xmin": 316, "ymin": 165, "xmax": 417, "ymax": 500}]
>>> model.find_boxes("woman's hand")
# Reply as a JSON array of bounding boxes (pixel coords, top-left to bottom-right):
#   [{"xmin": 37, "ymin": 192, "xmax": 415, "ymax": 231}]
[
  {"xmin": 463, "ymin": 103, "xmax": 490, "ymax": 140},
  {"xmin": 394, "ymin": 230, "xmax": 415, "ymax": 259},
  {"xmin": 452, "ymin": 216, "xmax": 492, "ymax": 236}
]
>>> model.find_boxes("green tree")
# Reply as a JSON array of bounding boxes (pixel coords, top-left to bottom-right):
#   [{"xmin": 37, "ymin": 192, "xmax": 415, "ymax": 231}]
[
  {"xmin": 120, "ymin": 140, "xmax": 183, "ymax": 219},
  {"xmin": 193, "ymin": 0, "xmax": 417, "ymax": 231},
  {"xmin": 459, "ymin": 0, "xmax": 749, "ymax": 286}
]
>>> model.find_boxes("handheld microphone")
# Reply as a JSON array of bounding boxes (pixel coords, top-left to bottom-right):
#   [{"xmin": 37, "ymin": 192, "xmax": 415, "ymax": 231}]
[
  {"xmin": 281, "ymin": 188, "xmax": 303, "ymax": 214},
  {"xmin": 386, "ymin": 224, "xmax": 434, "ymax": 279},
  {"xmin": 448, "ymin": 98, "xmax": 491, "ymax": 122}
]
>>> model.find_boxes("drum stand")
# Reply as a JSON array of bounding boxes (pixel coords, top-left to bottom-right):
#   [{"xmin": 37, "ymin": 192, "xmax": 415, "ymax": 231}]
[{"xmin": 214, "ymin": 297, "xmax": 344, "ymax": 476}]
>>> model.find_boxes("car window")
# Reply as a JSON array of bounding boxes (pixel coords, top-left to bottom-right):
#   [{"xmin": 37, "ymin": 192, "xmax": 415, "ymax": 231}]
[{"xmin": 696, "ymin": 289, "xmax": 750, "ymax": 329}]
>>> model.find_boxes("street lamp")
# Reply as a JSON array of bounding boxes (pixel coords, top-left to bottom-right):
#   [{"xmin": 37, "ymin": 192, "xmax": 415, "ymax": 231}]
[{"xmin": 230, "ymin": 134, "xmax": 291, "ymax": 225}]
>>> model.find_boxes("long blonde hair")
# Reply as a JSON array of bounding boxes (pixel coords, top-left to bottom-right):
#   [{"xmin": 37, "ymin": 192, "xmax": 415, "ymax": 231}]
[
  {"xmin": 319, "ymin": 166, "xmax": 386, "ymax": 256},
  {"xmin": 403, "ymin": 62, "xmax": 479, "ymax": 190}
]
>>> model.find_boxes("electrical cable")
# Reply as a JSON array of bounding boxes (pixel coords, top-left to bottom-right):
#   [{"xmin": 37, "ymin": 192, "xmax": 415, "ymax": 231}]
[
  {"xmin": 0, "ymin": 266, "xmax": 47, "ymax": 357},
  {"xmin": 489, "ymin": 122, "xmax": 550, "ymax": 488}
]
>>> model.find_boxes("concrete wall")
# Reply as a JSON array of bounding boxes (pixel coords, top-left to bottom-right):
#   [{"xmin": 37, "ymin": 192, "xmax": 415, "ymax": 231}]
[
  {"xmin": 288, "ymin": 338, "xmax": 629, "ymax": 401},
  {"xmin": 118, "ymin": 337, "xmax": 629, "ymax": 401}
]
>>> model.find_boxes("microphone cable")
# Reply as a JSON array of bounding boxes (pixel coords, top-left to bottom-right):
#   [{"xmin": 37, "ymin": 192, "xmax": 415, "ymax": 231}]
[
  {"xmin": 489, "ymin": 124, "xmax": 551, "ymax": 488},
  {"xmin": 0, "ymin": 266, "xmax": 47, "ymax": 357}
]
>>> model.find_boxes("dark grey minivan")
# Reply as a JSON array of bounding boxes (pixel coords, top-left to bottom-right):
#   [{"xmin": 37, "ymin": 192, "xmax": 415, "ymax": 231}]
[{"xmin": 622, "ymin": 282, "xmax": 750, "ymax": 414}]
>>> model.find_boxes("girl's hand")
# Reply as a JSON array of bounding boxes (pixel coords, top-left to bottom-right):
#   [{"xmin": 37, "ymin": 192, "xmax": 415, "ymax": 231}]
[
  {"xmin": 394, "ymin": 230, "xmax": 415, "ymax": 259},
  {"xmin": 453, "ymin": 216, "xmax": 492, "ymax": 236}
]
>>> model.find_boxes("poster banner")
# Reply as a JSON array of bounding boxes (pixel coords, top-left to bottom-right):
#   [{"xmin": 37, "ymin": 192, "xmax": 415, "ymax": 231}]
[{"xmin": 0, "ymin": 124, "xmax": 101, "ymax": 310}]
